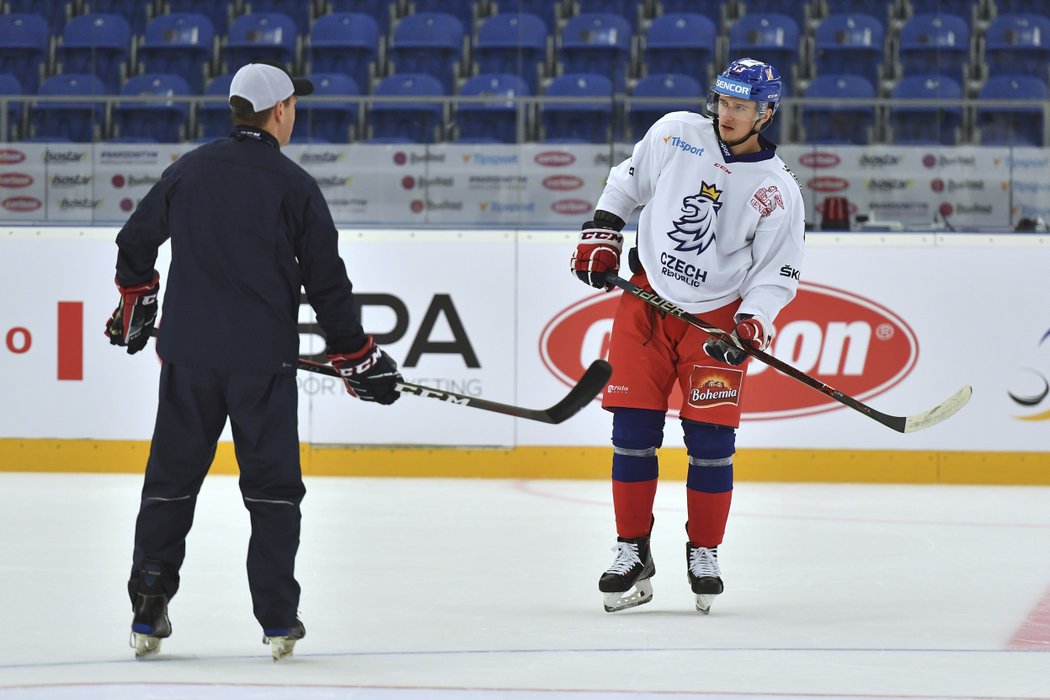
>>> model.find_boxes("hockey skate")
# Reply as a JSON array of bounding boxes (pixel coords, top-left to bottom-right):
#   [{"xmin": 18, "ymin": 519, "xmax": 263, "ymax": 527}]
[
  {"xmin": 686, "ymin": 543, "xmax": 724, "ymax": 614},
  {"xmin": 263, "ymin": 619, "xmax": 305, "ymax": 662},
  {"xmin": 598, "ymin": 534, "xmax": 656, "ymax": 612},
  {"xmin": 129, "ymin": 561, "xmax": 171, "ymax": 659}
]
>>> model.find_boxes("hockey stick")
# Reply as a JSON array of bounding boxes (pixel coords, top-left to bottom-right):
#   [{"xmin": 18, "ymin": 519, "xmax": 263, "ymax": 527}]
[
  {"xmin": 602, "ymin": 273, "xmax": 971, "ymax": 433},
  {"xmin": 146, "ymin": 327, "xmax": 610, "ymax": 424},
  {"xmin": 296, "ymin": 356, "xmax": 611, "ymax": 424}
]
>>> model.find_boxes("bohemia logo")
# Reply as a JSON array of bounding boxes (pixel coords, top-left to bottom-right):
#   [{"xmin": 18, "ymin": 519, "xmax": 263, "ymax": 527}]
[
  {"xmin": 688, "ymin": 367, "xmax": 743, "ymax": 408},
  {"xmin": 539, "ymin": 282, "xmax": 918, "ymax": 420}
]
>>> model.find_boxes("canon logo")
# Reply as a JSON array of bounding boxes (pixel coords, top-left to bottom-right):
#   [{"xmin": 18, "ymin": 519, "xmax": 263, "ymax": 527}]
[
  {"xmin": 0, "ymin": 173, "xmax": 33, "ymax": 188},
  {"xmin": 798, "ymin": 152, "xmax": 840, "ymax": 169},
  {"xmin": 807, "ymin": 176, "xmax": 850, "ymax": 193},
  {"xmin": 551, "ymin": 199, "xmax": 592, "ymax": 215},
  {"xmin": 534, "ymin": 151, "xmax": 575, "ymax": 167},
  {"xmin": 2, "ymin": 196, "xmax": 42, "ymax": 212},
  {"xmin": 0, "ymin": 149, "xmax": 26, "ymax": 165},
  {"xmin": 540, "ymin": 282, "xmax": 916, "ymax": 420},
  {"xmin": 543, "ymin": 175, "xmax": 584, "ymax": 191}
]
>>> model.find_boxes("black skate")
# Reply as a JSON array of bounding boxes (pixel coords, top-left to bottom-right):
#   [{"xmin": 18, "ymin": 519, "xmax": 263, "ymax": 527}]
[
  {"xmin": 130, "ymin": 560, "xmax": 172, "ymax": 659},
  {"xmin": 598, "ymin": 534, "xmax": 656, "ymax": 612},
  {"xmin": 686, "ymin": 542, "xmax": 723, "ymax": 614},
  {"xmin": 263, "ymin": 619, "xmax": 306, "ymax": 661}
]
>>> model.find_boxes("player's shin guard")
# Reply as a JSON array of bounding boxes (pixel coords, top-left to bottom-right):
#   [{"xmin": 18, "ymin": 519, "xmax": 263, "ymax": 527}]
[
  {"xmin": 610, "ymin": 408, "xmax": 664, "ymax": 538},
  {"xmin": 682, "ymin": 420, "xmax": 734, "ymax": 613}
]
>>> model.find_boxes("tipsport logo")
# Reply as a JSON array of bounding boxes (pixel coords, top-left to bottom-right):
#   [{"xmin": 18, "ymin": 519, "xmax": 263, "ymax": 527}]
[{"xmin": 666, "ymin": 181, "xmax": 723, "ymax": 256}]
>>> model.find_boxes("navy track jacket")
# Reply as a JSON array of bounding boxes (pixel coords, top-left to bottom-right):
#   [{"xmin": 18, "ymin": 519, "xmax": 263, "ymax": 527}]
[{"xmin": 114, "ymin": 126, "xmax": 368, "ymax": 374}]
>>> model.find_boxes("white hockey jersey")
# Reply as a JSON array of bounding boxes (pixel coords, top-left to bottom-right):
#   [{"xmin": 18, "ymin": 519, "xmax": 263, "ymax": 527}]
[{"xmin": 595, "ymin": 111, "xmax": 806, "ymax": 329}]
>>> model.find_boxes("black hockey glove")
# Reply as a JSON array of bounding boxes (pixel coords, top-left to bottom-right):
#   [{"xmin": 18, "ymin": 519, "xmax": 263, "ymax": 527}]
[
  {"xmin": 703, "ymin": 315, "xmax": 770, "ymax": 366},
  {"xmin": 328, "ymin": 336, "xmax": 402, "ymax": 405},
  {"xmin": 105, "ymin": 272, "xmax": 160, "ymax": 355}
]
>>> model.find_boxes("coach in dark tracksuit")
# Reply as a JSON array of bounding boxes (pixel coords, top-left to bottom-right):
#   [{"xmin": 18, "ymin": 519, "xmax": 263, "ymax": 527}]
[{"xmin": 105, "ymin": 63, "xmax": 401, "ymax": 661}]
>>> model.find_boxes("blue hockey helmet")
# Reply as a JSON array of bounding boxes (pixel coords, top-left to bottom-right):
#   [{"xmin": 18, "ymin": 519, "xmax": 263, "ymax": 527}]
[{"xmin": 707, "ymin": 58, "xmax": 782, "ymax": 125}]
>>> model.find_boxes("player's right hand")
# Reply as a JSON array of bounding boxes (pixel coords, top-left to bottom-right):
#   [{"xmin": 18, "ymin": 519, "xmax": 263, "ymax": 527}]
[
  {"xmin": 703, "ymin": 315, "xmax": 771, "ymax": 366},
  {"xmin": 328, "ymin": 336, "xmax": 402, "ymax": 405},
  {"xmin": 105, "ymin": 272, "xmax": 160, "ymax": 355},
  {"xmin": 570, "ymin": 221, "xmax": 623, "ymax": 290}
]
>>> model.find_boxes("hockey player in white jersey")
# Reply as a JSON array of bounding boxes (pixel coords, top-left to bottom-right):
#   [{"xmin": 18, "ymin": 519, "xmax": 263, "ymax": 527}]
[{"xmin": 570, "ymin": 58, "xmax": 806, "ymax": 614}]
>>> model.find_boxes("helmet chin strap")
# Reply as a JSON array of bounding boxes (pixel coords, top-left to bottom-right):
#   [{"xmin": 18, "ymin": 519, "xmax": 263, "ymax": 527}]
[
  {"xmin": 714, "ymin": 114, "xmax": 766, "ymax": 149},
  {"xmin": 713, "ymin": 108, "xmax": 772, "ymax": 149}
]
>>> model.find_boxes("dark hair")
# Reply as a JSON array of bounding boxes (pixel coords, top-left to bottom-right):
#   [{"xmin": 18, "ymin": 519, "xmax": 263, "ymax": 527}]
[{"xmin": 229, "ymin": 95, "xmax": 291, "ymax": 127}]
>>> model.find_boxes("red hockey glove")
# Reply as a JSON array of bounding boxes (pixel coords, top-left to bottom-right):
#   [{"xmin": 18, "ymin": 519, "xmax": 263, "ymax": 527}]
[
  {"xmin": 703, "ymin": 315, "xmax": 771, "ymax": 366},
  {"xmin": 328, "ymin": 336, "xmax": 402, "ymax": 405},
  {"xmin": 571, "ymin": 221, "xmax": 623, "ymax": 290},
  {"xmin": 105, "ymin": 272, "xmax": 160, "ymax": 355}
]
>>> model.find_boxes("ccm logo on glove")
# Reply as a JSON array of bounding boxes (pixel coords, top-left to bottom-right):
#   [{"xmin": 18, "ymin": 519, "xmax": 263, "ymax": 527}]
[{"xmin": 571, "ymin": 221, "xmax": 624, "ymax": 291}]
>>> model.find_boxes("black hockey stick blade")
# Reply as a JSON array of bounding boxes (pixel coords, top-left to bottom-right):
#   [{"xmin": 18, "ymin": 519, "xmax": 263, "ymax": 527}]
[
  {"xmin": 297, "ymin": 357, "xmax": 612, "ymax": 424},
  {"xmin": 603, "ymin": 273, "xmax": 971, "ymax": 434},
  {"xmin": 146, "ymin": 328, "xmax": 609, "ymax": 424}
]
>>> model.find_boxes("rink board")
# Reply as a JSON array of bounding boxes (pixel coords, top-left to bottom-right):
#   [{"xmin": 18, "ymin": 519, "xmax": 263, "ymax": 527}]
[{"xmin": 1, "ymin": 227, "xmax": 1048, "ymax": 483}]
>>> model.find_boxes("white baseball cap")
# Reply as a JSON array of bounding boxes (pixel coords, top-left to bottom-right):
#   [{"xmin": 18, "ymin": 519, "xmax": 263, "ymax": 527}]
[{"xmin": 229, "ymin": 63, "xmax": 313, "ymax": 113}]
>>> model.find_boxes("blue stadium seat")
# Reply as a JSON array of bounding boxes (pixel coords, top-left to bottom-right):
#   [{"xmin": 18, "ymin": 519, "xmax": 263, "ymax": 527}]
[
  {"xmin": 736, "ymin": 0, "xmax": 808, "ymax": 31},
  {"xmin": 299, "ymin": 72, "xmax": 359, "ymax": 143},
  {"xmin": 628, "ymin": 72, "xmax": 703, "ymax": 140},
  {"xmin": 112, "ymin": 73, "xmax": 191, "ymax": 143},
  {"xmin": 801, "ymin": 74, "xmax": 876, "ymax": 145},
  {"xmin": 139, "ymin": 13, "xmax": 215, "ymax": 94},
  {"xmin": 369, "ymin": 73, "xmax": 445, "ymax": 143},
  {"xmin": 657, "ymin": 0, "xmax": 729, "ymax": 28},
  {"xmin": 644, "ymin": 14, "xmax": 716, "ymax": 84},
  {"xmin": 575, "ymin": 0, "xmax": 645, "ymax": 32},
  {"xmin": 474, "ymin": 13, "xmax": 548, "ymax": 94},
  {"xmin": 31, "ymin": 73, "xmax": 107, "ymax": 143},
  {"xmin": 456, "ymin": 72, "xmax": 529, "ymax": 143},
  {"xmin": 4, "ymin": 0, "xmax": 72, "ymax": 36},
  {"xmin": 409, "ymin": 0, "xmax": 478, "ymax": 31},
  {"xmin": 898, "ymin": 14, "xmax": 969, "ymax": 81},
  {"xmin": 81, "ymin": 0, "xmax": 153, "ymax": 35},
  {"xmin": 197, "ymin": 72, "xmax": 235, "ymax": 140},
  {"xmin": 243, "ymin": 0, "xmax": 314, "ymax": 35},
  {"xmin": 728, "ymin": 14, "xmax": 800, "ymax": 91},
  {"xmin": 559, "ymin": 13, "xmax": 632, "ymax": 92},
  {"xmin": 889, "ymin": 74, "xmax": 963, "ymax": 145},
  {"xmin": 0, "ymin": 74, "xmax": 25, "ymax": 141},
  {"xmin": 541, "ymin": 72, "xmax": 614, "ymax": 143},
  {"xmin": 489, "ymin": 0, "xmax": 562, "ymax": 34},
  {"xmin": 165, "ymin": 0, "xmax": 235, "ymax": 35},
  {"xmin": 328, "ymin": 0, "xmax": 399, "ymax": 38},
  {"xmin": 388, "ymin": 12, "xmax": 466, "ymax": 93},
  {"xmin": 225, "ymin": 13, "xmax": 299, "ymax": 75},
  {"xmin": 908, "ymin": 0, "xmax": 978, "ymax": 16},
  {"xmin": 56, "ymin": 13, "xmax": 131, "ymax": 94},
  {"xmin": 309, "ymin": 13, "xmax": 380, "ymax": 92},
  {"xmin": 814, "ymin": 13, "xmax": 885, "ymax": 86},
  {"xmin": 977, "ymin": 74, "xmax": 1049, "ymax": 146},
  {"xmin": 994, "ymin": 0, "xmax": 1050, "ymax": 13},
  {"xmin": 984, "ymin": 14, "xmax": 1050, "ymax": 81},
  {"xmin": 823, "ymin": 0, "xmax": 890, "ymax": 23},
  {"xmin": 0, "ymin": 14, "xmax": 50, "ymax": 95}
]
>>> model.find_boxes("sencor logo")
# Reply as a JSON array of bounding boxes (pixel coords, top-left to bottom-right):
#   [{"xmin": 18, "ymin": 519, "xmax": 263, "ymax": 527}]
[
  {"xmin": 807, "ymin": 176, "xmax": 850, "ymax": 193},
  {"xmin": 2, "ymin": 196, "xmax": 42, "ymax": 212},
  {"xmin": 0, "ymin": 173, "xmax": 33, "ymax": 188},
  {"xmin": 543, "ymin": 175, "xmax": 584, "ymax": 191},
  {"xmin": 550, "ymin": 199, "xmax": 592, "ymax": 215},
  {"xmin": 0, "ymin": 148, "xmax": 26, "ymax": 165},
  {"xmin": 534, "ymin": 151, "xmax": 575, "ymax": 167},
  {"xmin": 539, "ymin": 282, "xmax": 917, "ymax": 420},
  {"xmin": 799, "ymin": 152, "xmax": 840, "ymax": 169}
]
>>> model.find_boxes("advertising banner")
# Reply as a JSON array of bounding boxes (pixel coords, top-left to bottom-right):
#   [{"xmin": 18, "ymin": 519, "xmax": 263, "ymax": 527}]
[{"xmin": 1, "ymin": 228, "xmax": 1048, "ymax": 453}]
